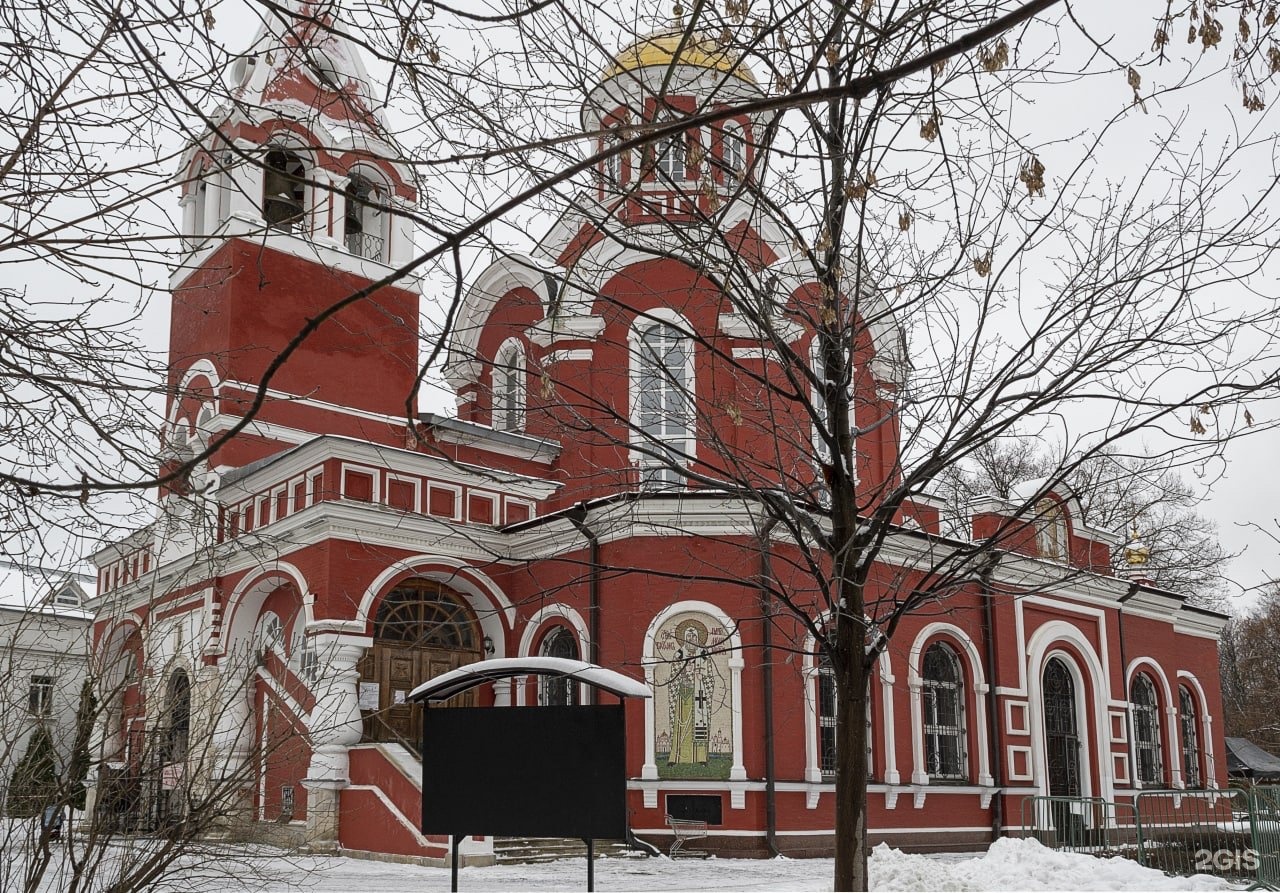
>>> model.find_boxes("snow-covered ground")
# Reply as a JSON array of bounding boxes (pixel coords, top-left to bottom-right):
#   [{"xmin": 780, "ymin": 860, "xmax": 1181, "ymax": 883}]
[{"xmin": 235, "ymin": 838, "xmax": 1238, "ymax": 892}]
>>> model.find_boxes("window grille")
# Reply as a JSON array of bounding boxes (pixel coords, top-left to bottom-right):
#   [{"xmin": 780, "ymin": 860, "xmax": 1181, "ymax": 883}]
[
  {"xmin": 922, "ymin": 643, "xmax": 967, "ymax": 781},
  {"xmin": 1179, "ymin": 685, "xmax": 1202, "ymax": 788},
  {"xmin": 1132, "ymin": 673, "xmax": 1165, "ymax": 786}
]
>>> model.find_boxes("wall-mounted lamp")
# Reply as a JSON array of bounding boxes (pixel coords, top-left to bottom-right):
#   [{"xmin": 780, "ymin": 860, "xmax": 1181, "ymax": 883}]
[{"xmin": 482, "ymin": 635, "xmax": 495, "ymax": 656}]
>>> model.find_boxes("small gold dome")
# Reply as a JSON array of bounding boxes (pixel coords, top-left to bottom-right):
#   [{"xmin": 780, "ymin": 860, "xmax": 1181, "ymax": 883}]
[
  {"xmin": 1124, "ymin": 524, "xmax": 1151, "ymax": 567},
  {"xmin": 604, "ymin": 30, "xmax": 757, "ymax": 85}
]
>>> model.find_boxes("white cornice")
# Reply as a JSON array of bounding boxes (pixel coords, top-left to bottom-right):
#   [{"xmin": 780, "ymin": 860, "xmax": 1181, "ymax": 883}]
[
  {"xmin": 169, "ymin": 220, "xmax": 425, "ymax": 293},
  {"xmin": 526, "ymin": 315, "xmax": 606, "ymax": 348},
  {"xmin": 217, "ymin": 434, "xmax": 560, "ymax": 504}
]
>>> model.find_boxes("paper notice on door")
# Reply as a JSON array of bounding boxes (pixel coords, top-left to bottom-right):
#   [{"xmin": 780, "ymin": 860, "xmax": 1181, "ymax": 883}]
[
  {"xmin": 358, "ymin": 682, "xmax": 380, "ymax": 710},
  {"xmin": 393, "ymin": 689, "xmax": 407, "ymax": 705}
]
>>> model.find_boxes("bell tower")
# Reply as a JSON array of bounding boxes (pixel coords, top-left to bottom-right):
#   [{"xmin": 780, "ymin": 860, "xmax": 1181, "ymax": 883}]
[{"xmin": 166, "ymin": 4, "xmax": 421, "ymax": 473}]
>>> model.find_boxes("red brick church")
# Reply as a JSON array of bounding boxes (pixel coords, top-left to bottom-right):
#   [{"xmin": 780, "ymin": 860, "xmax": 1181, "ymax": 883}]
[{"xmin": 86, "ymin": 9, "xmax": 1229, "ymax": 861}]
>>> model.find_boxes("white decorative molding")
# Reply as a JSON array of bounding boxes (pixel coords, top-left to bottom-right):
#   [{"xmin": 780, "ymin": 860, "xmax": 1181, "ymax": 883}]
[
  {"xmin": 543, "ymin": 348, "xmax": 594, "ymax": 364},
  {"xmin": 1005, "ymin": 699, "xmax": 1030, "ymax": 736},
  {"xmin": 1007, "ymin": 746, "xmax": 1034, "ymax": 782}
]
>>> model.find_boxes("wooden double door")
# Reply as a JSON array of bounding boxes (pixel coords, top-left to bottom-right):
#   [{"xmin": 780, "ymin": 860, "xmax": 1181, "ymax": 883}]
[
  {"xmin": 358, "ymin": 579, "xmax": 483, "ymax": 753},
  {"xmin": 359, "ymin": 644, "xmax": 478, "ymax": 749}
]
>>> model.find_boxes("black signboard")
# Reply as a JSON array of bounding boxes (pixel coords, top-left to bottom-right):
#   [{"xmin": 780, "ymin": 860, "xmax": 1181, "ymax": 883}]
[{"xmin": 421, "ymin": 703, "xmax": 627, "ymax": 839}]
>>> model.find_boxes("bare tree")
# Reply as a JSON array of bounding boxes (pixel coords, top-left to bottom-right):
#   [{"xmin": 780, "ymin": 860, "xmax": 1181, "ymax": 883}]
[
  {"xmin": 430, "ymin": 3, "xmax": 1280, "ymax": 889},
  {"xmin": 937, "ymin": 441, "xmax": 1234, "ymax": 604},
  {"xmin": 8, "ymin": 1, "xmax": 1280, "ymax": 891}
]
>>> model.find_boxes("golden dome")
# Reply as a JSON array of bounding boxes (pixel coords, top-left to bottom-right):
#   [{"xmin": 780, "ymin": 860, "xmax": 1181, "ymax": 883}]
[
  {"xmin": 604, "ymin": 30, "xmax": 757, "ymax": 85},
  {"xmin": 1123, "ymin": 524, "xmax": 1151, "ymax": 567}
]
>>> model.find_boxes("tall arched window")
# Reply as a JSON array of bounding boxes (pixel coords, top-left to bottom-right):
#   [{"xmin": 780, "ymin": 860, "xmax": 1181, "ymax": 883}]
[
  {"xmin": 492, "ymin": 340, "xmax": 526, "ymax": 432},
  {"xmin": 1132, "ymin": 673, "xmax": 1165, "ymax": 786},
  {"xmin": 922, "ymin": 642, "xmax": 967, "ymax": 781},
  {"xmin": 602, "ymin": 132, "xmax": 621, "ymax": 189},
  {"xmin": 263, "ymin": 148, "xmax": 307, "ymax": 232},
  {"xmin": 722, "ymin": 123, "xmax": 745, "ymax": 186},
  {"xmin": 1179, "ymin": 685, "xmax": 1202, "ymax": 789},
  {"xmin": 817, "ymin": 652, "xmax": 837, "ymax": 779},
  {"xmin": 631, "ymin": 317, "xmax": 694, "ymax": 486},
  {"xmin": 654, "ymin": 127, "xmax": 687, "ymax": 181},
  {"xmin": 344, "ymin": 173, "xmax": 386, "ymax": 261},
  {"xmin": 539, "ymin": 627, "xmax": 579, "ymax": 706},
  {"xmin": 1035, "ymin": 498, "xmax": 1068, "ymax": 561},
  {"xmin": 163, "ymin": 670, "xmax": 191, "ymax": 765}
]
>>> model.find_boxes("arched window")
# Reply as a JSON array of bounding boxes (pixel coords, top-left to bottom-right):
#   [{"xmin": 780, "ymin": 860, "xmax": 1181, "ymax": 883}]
[
  {"xmin": 539, "ymin": 627, "xmax": 579, "ymax": 706},
  {"xmin": 163, "ymin": 670, "xmax": 191, "ymax": 764},
  {"xmin": 602, "ymin": 132, "xmax": 621, "ymax": 189},
  {"xmin": 922, "ymin": 642, "xmax": 967, "ymax": 781},
  {"xmin": 722, "ymin": 123, "xmax": 745, "ymax": 185},
  {"xmin": 817, "ymin": 652, "xmax": 837, "ymax": 779},
  {"xmin": 1179, "ymin": 685, "xmax": 1202, "ymax": 789},
  {"xmin": 811, "ymin": 642, "xmax": 875, "ymax": 782},
  {"xmin": 262, "ymin": 148, "xmax": 306, "ymax": 232},
  {"xmin": 192, "ymin": 177, "xmax": 208, "ymax": 238},
  {"xmin": 344, "ymin": 173, "xmax": 386, "ymax": 261},
  {"xmin": 374, "ymin": 581, "xmax": 477, "ymax": 650},
  {"xmin": 491, "ymin": 339, "xmax": 526, "ymax": 432},
  {"xmin": 1132, "ymin": 673, "xmax": 1164, "ymax": 786},
  {"xmin": 257, "ymin": 611, "xmax": 285, "ymax": 658},
  {"xmin": 1035, "ymin": 498, "xmax": 1068, "ymax": 561},
  {"xmin": 631, "ymin": 317, "xmax": 694, "ymax": 486},
  {"xmin": 654, "ymin": 125, "xmax": 687, "ymax": 181}
]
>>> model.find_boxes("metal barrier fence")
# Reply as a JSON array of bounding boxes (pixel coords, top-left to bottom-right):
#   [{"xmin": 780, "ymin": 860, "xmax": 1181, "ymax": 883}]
[
  {"xmin": 1021, "ymin": 788, "xmax": 1280, "ymax": 889},
  {"xmin": 1019, "ymin": 796, "xmax": 1136, "ymax": 856}
]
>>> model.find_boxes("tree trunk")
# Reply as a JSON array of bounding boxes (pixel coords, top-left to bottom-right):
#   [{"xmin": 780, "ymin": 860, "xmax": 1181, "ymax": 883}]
[{"xmin": 832, "ymin": 610, "xmax": 869, "ymax": 891}]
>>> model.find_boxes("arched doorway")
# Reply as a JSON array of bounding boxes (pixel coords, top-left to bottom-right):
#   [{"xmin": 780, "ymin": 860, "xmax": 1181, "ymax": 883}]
[
  {"xmin": 1043, "ymin": 656, "xmax": 1081, "ymax": 798},
  {"xmin": 359, "ymin": 579, "xmax": 483, "ymax": 751}
]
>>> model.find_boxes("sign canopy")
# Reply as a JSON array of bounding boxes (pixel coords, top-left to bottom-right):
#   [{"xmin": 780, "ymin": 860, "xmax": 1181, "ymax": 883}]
[{"xmin": 406, "ymin": 656, "xmax": 651, "ymax": 703}]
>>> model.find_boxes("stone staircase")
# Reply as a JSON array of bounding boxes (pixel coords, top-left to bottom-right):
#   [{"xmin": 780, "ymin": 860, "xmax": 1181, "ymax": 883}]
[{"xmin": 493, "ymin": 837, "xmax": 641, "ymax": 863}]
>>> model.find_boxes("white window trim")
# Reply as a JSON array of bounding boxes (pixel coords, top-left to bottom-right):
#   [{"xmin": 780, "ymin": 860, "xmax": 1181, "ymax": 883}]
[
  {"xmin": 269, "ymin": 485, "xmax": 288, "ymax": 524},
  {"xmin": 491, "ymin": 337, "xmax": 527, "ymax": 433},
  {"xmin": 305, "ymin": 467, "xmax": 324, "ymax": 506},
  {"xmin": 385, "ymin": 473, "xmax": 423, "ymax": 513},
  {"xmin": 339, "ymin": 462, "xmax": 382, "ymax": 502},
  {"xmin": 467, "ymin": 491, "xmax": 499, "ymax": 526},
  {"xmin": 721, "ymin": 121, "xmax": 745, "ymax": 186},
  {"xmin": 801, "ymin": 624, "xmax": 900, "ymax": 790},
  {"xmin": 504, "ymin": 496, "xmax": 535, "ymax": 525},
  {"xmin": 809, "ymin": 336, "xmax": 860, "ymax": 488},
  {"xmin": 1032, "ymin": 649, "xmax": 1096, "ymax": 800},
  {"xmin": 516, "ymin": 604, "xmax": 592, "ymax": 706},
  {"xmin": 1177, "ymin": 670, "xmax": 1217, "ymax": 788},
  {"xmin": 907, "ymin": 623, "xmax": 993, "ymax": 787},
  {"xmin": 286, "ymin": 475, "xmax": 305, "ymax": 515},
  {"xmin": 1125, "ymin": 657, "xmax": 1179, "ymax": 788},
  {"xmin": 426, "ymin": 481, "xmax": 463, "ymax": 522},
  {"xmin": 627, "ymin": 309, "xmax": 696, "ymax": 486}
]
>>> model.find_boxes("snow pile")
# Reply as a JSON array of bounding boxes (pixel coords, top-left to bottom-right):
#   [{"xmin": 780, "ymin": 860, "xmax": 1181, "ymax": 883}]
[{"xmin": 871, "ymin": 837, "xmax": 1236, "ymax": 891}]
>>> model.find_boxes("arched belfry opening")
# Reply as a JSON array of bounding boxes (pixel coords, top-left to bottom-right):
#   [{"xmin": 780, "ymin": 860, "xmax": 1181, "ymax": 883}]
[{"xmin": 359, "ymin": 579, "xmax": 484, "ymax": 751}]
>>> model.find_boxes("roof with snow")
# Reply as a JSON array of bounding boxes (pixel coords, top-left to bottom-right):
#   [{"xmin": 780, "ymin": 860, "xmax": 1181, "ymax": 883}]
[
  {"xmin": 0, "ymin": 558, "xmax": 94, "ymax": 614},
  {"xmin": 408, "ymin": 657, "xmax": 651, "ymax": 703}
]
